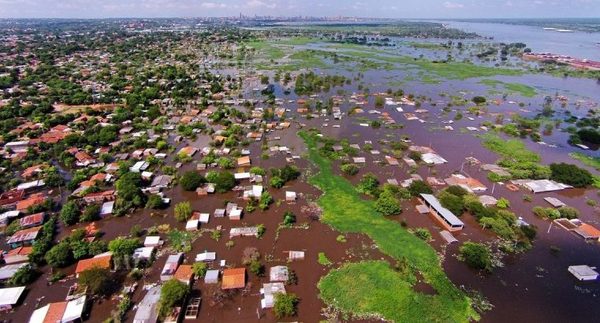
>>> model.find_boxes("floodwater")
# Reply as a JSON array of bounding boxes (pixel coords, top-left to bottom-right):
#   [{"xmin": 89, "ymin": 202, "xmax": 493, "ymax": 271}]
[
  {"xmin": 440, "ymin": 20, "xmax": 600, "ymax": 61},
  {"xmin": 4, "ymin": 38, "xmax": 600, "ymax": 323}
]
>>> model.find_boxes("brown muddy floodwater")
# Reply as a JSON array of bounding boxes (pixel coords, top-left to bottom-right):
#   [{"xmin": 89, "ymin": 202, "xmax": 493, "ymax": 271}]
[{"xmin": 4, "ymin": 66, "xmax": 600, "ymax": 323}]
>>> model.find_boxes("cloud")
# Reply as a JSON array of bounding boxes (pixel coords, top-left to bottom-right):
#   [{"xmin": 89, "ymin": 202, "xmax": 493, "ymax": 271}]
[{"xmin": 443, "ymin": 1, "xmax": 464, "ymax": 9}]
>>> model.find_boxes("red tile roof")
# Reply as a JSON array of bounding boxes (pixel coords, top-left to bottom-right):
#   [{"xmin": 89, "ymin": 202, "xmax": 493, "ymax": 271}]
[
  {"xmin": 222, "ymin": 268, "xmax": 246, "ymax": 289},
  {"xmin": 16, "ymin": 194, "xmax": 46, "ymax": 212},
  {"xmin": 75, "ymin": 254, "xmax": 112, "ymax": 274}
]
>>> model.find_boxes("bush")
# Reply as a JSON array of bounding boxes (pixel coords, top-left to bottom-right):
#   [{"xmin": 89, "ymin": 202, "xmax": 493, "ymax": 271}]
[
  {"xmin": 459, "ymin": 242, "xmax": 493, "ymax": 271},
  {"xmin": 357, "ymin": 173, "xmax": 380, "ymax": 196},
  {"xmin": 180, "ymin": 171, "xmax": 205, "ymax": 191},
  {"xmin": 496, "ymin": 198, "xmax": 510, "ymax": 209},
  {"xmin": 81, "ymin": 204, "xmax": 101, "ymax": 222},
  {"xmin": 472, "ymin": 96, "xmax": 487, "ymax": 105},
  {"xmin": 532, "ymin": 206, "xmax": 561, "ymax": 219},
  {"xmin": 408, "ymin": 180, "xmax": 432, "ymax": 197},
  {"xmin": 438, "ymin": 191, "xmax": 465, "ymax": 216},
  {"xmin": 550, "ymin": 163, "xmax": 593, "ymax": 188},
  {"xmin": 174, "ymin": 202, "xmax": 192, "ymax": 222},
  {"xmin": 375, "ymin": 191, "xmax": 402, "ymax": 216},
  {"xmin": 192, "ymin": 262, "xmax": 208, "ymax": 277},
  {"xmin": 9, "ymin": 265, "xmax": 39, "ymax": 286},
  {"xmin": 146, "ymin": 194, "xmax": 165, "ymax": 209},
  {"xmin": 79, "ymin": 267, "xmax": 114, "ymax": 296},
  {"xmin": 159, "ymin": 279, "xmax": 189, "ymax": 318},
  {"xmin": 45, "ymin": 242, "xmax": 73, "ymax": 268},
  {"xmin": 273, "ymin": 293, "xmax": 299, "ymax": 319},
  {"xmin": 558, "ymin": 206, "xmax": 580, "ymax": 219},
  {"xmin": 340, "ymin": 163, "xmax": 359, "ymax": 176},
  {"xmin": 206, "ymin": 171, "xmax": 236, "ymax": 193},
  {"xmin": 283, "ymin": 211, "xmax": 296, "ymax": 226},
  {"xmin": 413, "ymin": 228, "xmax": 432, "ymax": 241},
  {"xmin": 270, "ymin": 176, "xmax": 285, "ymax": 189},
  {"xmin": 60, "ymin": 201, "xmax": 81, "ymax": 226},
  {"xmin": 248, "ymin": 259, "xmax": 265, "ymax": 276}
]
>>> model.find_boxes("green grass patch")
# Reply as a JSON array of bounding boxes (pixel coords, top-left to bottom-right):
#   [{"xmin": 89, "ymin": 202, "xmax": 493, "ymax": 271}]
[
  {"xmin": 406, "ymin": 41, "xmax": 448, "ymax": 50},
  {"xmin": 245, "ymin": 40, "xmax": 286, "ymax": 60},
  {"xmin": 320, "ymin": 261, "xmax": 461, "ymax": 322},
  {"xmin": 480, "ymin": 134, "xmax": 550, "ymax": 179},
  {"xmin": 570, "ymin": 152, "xmax": 600, "ymax": 171},
  {"xmin": 318, "ymin": 252, "xmax": 333, "ymax": 266},
  {"xmin": 273, "ymin": 37, "xmax": 319, "ymax": 46},
  {"xmin": 479, "ymin": 79, "xmax": 537, "ymax": 97},
  {"xmin": 300, "ymin": 130, "xmax": 478, "ymax": 322},
  {"xmin": 337, "ymin": 50, "xmax": 522, "ymax": 80}
]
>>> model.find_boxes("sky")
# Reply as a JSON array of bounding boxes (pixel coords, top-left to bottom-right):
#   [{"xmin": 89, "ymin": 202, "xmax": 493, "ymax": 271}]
[{"xmin": 0, "ymin": 0, "xmax": 599, "ymax": 19}]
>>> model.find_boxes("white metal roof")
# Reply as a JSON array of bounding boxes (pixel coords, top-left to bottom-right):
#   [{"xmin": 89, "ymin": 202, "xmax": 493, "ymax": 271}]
[
  {"xmin": 0, "ymin": 286, "xmax": 25, "ymax": 306},
  {"xmin": 420, "ymin": 194, "xmax": 464, "ymax": 227}
]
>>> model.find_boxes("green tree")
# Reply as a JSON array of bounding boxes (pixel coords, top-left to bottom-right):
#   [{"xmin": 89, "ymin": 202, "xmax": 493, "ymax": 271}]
[
  {"xmin": 45, "ymin": 242, "xmax": 73, "ymax": 268},
  {"xmin": 9, "ymin": 265, "xmax": 39, "ymax": 286},
  {"xmin": 549, "ymin": 163, "xmax": 593, "ymax": 188},
  {"xmin": 206, "ymin": 171, "xmax": 236, "ymax": 193},
  {"xmin": 340, "ymin": 163, "xmax": 359, "ymax": 176},
  {"xmin": 60, "ymin": 201, "xmax": 80, "ymax": 226},
  {"xmin": 146, "ymin": 194, "xmax": 165, "ymax": 209},
  {"xmin": 270, "ymin": 176, "xmax": 285, "ymax": 189},
  {"xmin": 79, "ymin": 267, "xmax": 114, "ymax": 296},
  {"xmin": 159, "ymin": 279, "xmax": 189, "ymax": 318},
  {"xmin": 273, "ymin": 293, "xmax": 299, "ymax": 318},
  {"xmin": 408, "ymin": 180, "xmax": 433, "ymax": 197},
  {"xmin": 174, "ymin": 202, "xmax": 193, "ymax": 222},
  {"xmin": 283, "ymin": 211, "xmax": 296, "ymax": 226},
  {"xmin": 375, "ymin": 191, "xmax": 402, "ymax": 216},
  {"xmin": 192, "ymin": 262, "xmax": 208, "ymax": 277},
  {"xmin": 180, "ymin": 171, "xmax": 205, "ymax": 191},
  {"xmin": 81, "ymin": 204, "xmax": 100, "ymax": 222},
  {"xmin": 459, "ymin": 242, "xmax": 492, "ymax": 271}
]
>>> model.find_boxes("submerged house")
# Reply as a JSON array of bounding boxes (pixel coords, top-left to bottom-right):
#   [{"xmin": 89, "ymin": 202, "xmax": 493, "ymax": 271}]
[
  {"xmin": 0, "ymin": 286, "xmax": 26, "ymax": 311},
  {"xmin": 419, "ymin": 194, "xmax": 464, "ymax": 232},
  {"xmin": 133, "ymin": 285, "xmax": 161, "ymax": 323},
  {"xmin": 28, "ymin": 296, "xmax": 87, "ymax": 323},
  {"xmin": 161, "ymin": 253, "xmax": 184, "ymax": 281}
]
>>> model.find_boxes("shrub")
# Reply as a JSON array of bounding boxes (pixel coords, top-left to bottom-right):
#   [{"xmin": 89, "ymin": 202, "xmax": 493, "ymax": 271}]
[
  {"xmin": 549, "ymin": 163, "xmax": 593, "ymax": 188},
  {"xmin": 81, "ymin": 204, "xmax": 101, "ymax": 222},
  {"xmin": 356, "ymin": 173, "xmax": 380, "ymax": 196},
  {"xmin": 375, "ymin": 191, "xmax": 402, "ymax": 216},
  {"xmin": 438, "ymin": 191, "xmax": 464, "ymax": 216},
  {"xmin": 557, "ymin": 206, "xmax": 580, "ymax": 219},
  {"xmin": 273, "ymin": 293, "xmax": 299, "ymax": 319},
  {"xmin": 180, "ymin": 171, "xmax": 205, "ymax": 191},
  {"xmin": 496, "ymin": 198, "xmax": 510, "ymax": 209},
  {"xmin": 317, "ymin": 252, "xmax": 332, "ymax": 266},
  {"xmin": 60, "ymin": 201, "xmax": 80, "ymax": 226},
  {"xmin": 206, "ymin": 171, "xmax": 236, "ymax": 193},
  {"xmin": 249, "ymin": 259, "xmax": 265, "ymax": 276},
  {"xmin": 408, "ymin": 180, "xmax": 432, "ymax": 197},
  {"xmin": 192, "ymin": 262, "xmax": 208, "ymax": 277},
  {"xmin": 174, "ymin": 202, "xmax": 192, "ymax": 222},
  {"xmin": 283, "ymin": 211, "xmax": 296, "ymax": 226},
  {"xmin": 45, "ymin": 242, "xmax": 73, "ymax": 268},
  {"xmin": 159, "ymin": 279, "xmax": 189, "ymax": 318},
  {"xmin": 79, "ymin": 267, "xmax": 114, "ymax": 297},
  {"xmin": 270, "ymin": 176, "xmax": 285, "ymax": 189},
  {"xmin": 413, "ymin": 228, "xmax": 432, "ymax": 241},
  {"xmin": 146, "ymin": 194, "xmax": 165, "ymax": 209},
  {"xmin": 340, "ymin": 163, "xmax": 359, "ymax": 176},
  {"xmin": 459, "ymin": 241, "xmax": 492, "ymax": 271}
]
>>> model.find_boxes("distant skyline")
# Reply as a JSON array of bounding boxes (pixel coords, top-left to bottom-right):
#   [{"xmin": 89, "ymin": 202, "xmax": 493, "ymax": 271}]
[{"xmin": 0, "ymin": 0, "xmax": 599, "ymax": 19}]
